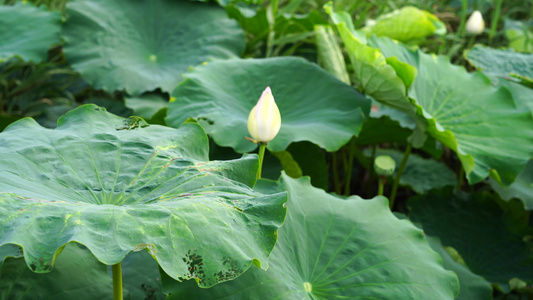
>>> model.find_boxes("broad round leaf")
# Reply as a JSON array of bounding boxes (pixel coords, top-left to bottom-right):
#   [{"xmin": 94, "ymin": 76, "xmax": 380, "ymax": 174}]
[
  {"xmin": 0, "ymin": 105, "xmax": 287, "ymax": 288},
  {"xmin": 0, "ymin": 3, "xmax": 61, "ymax": 63},
  {"xmin": 164, "ymin": 175, "xmax": 459, "ymax": 299},
  {"xmin": 408, "ymin": 188, "xmax": 533, "ymax": 292},
  {"xmin": 62, "ymin": 0, "xmax": 245, "ymax": 95},
  {"xmin": 166, "ymin": 57, "xmax": 371, "ymax": 153},
  {"xmin": 370, "ymin": 36, "xmax": 533, "ymax": 186},
  {"xmin": 465, "ymin": 45, "xmax": 533, "ymax": 85}
]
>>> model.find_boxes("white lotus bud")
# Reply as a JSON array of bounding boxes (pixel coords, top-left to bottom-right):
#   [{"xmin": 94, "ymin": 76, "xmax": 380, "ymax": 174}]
[
  {"xmin": 247, "ymin": 87, "xmax": 281, "ymax": 143},
  {"xmin": 466, "ymin": 10, "xmax": 485, "ymax": 35}
]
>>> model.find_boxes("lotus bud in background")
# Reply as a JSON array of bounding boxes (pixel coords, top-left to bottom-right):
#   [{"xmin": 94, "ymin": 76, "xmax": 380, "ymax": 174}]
[
  {"xmin": 374, "ymin": 155, "xmax": 396, "ymax": 177},
  {"xmin": 247, "ymin": 86, "xmax": 281, "ymax": 143},
  {"xmin": 466, "ymin": 10, "xmax": 485, "ymax": 35}
]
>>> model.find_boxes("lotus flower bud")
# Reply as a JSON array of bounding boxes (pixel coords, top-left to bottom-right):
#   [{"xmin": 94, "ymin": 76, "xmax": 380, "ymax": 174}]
[
  {"xmin": 247, "ymin": 86, "xmax": 281, "ymax": 143},
  {"xmin": 465, "ymin": 10, "xmax": 485, "ymax": 35},
  {"xmin": 374, "ymin": 155, "xmax": 396, "ymax": 177}
]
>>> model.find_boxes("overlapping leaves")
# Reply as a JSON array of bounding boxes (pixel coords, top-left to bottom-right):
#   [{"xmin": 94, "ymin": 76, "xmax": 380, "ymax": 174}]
[
  {"xmin": 0, "ymin": 105, "xmax": 287, "ymax": 288},
  {"xmin": 328, "ymin": 4, "xmax": 533, "ymax": 186},
  {"xmin": 370, "ymin": 36, "xmax": 533, "ymax": 185},
  {"xmin": 163, "ymin": 175, "xmax": 459, "ymax": 299},
  {"xmin": 166, "ymin": 57, "xmax": 370, "ymax": 153},
  {"xmin": 409, "ymin": 188, "xmax": 533, "ymax": 292}
]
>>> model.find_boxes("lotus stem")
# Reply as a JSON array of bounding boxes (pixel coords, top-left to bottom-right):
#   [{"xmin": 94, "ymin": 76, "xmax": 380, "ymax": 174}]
[
  {"xmin": 458, "ymin": 0, "xmax": 468, "ymax": 38},
  {"xmin": 457, "ymin": 165, "xmax": 464, "ymax": 190},
  {"xmin": 389, "ymin": 143, "xmax": 412, "ymax": 209},
  {"xmin": 265, "ymin": 0, "xmax": 279, "ymax": 57},
  {"xmin": 489, "ymin": 0, "xmax": 503, "ymax": 44},
  {"xmin": 257, "ymin": 142, "xmax": 266, "ymax": 179},
  {"xmin": 112, "ymin": 262, "xmax": 123, "ymax": 300},
  {"xmin": 344, "ymin": 137, "xmax": 356, "ymax": 196},
  {"xmin": 332, "ymin": 152, "xmax": 342, "ymax": 195},
  {"xmin": 378, "ymin": 177, "xmax": 385, "ymax": 196}
]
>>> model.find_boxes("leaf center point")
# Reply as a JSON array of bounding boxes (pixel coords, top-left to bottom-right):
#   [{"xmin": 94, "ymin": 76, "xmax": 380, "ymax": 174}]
[{"xmin": 303, "ymin": 281, "xmax": 312, "ymax": 293}]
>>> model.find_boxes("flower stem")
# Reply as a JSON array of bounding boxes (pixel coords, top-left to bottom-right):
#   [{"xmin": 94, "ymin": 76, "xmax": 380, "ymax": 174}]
[
  {"xmin": 378, "ymin": 177, "xmax": 385, "ymax": 196},
  {"xmin": 265, "ymin": 0, "xmax": 279, "ymax": 57},
  {"xmin": 489, "ymin": 0, "xmax": 503, "ymax": 44},
  {"xmin": 332, "ymin": 152, "xmax": 342, "ymax": 195},
  {"xmin": 257, "ymin": 142, "xmax": 266, "ymax": 179},
  {"xmin": 457, "ymin": 165, "xmax": 464, "ymax": 190},
  {"xmin": 112, "ymin": 262, "xmax": 123, "ymax": 300},
  {"xmin": 344, "ymin": 137, "xmax": 356, "ymax": 196},
  {"xmin": 389, "ymin": 143, "xmax": 412, "ymax": 209},
  {"xmin": 458, "ymin": 0, "xmax": 468, "ymax": 38}
]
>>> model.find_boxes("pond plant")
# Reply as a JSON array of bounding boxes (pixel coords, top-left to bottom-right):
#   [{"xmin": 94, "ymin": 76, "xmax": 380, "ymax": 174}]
[{"xmin": 0, "ymin": 0, "xmax": 532, "ymax": 299}]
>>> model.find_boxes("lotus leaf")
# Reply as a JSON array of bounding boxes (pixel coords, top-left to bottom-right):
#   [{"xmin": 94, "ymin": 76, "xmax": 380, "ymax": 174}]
[
  {"xmin": 0, "ymin": 105, "xmax": 287, "ymax": 288},
  {"xmin": 0, "ymin": 3, "xmax": 61, "ymax": 63},
  {"xmin": 166, "ymin": 57, "xmax": 370, "ymax": 153},
  {"xmin": 62, "ymin": 0, "xmax": 245, "ymax": 95},
  {"xmin": 163, "ymin": 175, "xmax": 459, "ymax": 299}
]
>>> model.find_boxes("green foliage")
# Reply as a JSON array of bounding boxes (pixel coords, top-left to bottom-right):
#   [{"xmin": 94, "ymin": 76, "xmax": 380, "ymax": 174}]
[
  {"xmin": 425, "ymin": 236, "xmax": 493, "ymax": 300},
  {"xmin": 0, "ymin": 3, "xmax": 61, "ymax": 63},
  {"xmin": 62, "ymin": 0, "xmax": 245, "ymax": 95},
  {"xmin": 163, "ymin": 175, "xmax": 459, "ymax": 299},
  {"xmin": 465, "ymin": 45, "xmax": 533, "ymax": 85},
  {"xmin": 0, "ymin": 105, "xmax": 287, "ymax": 288},
  {"xmin": 0, "ymin": 244, "xmax": 113, "ymax": 300},
  {"xmin": 505, "ymin": 19, "xmax": 533, "ymax": 53},
  {"xmin": 363, "ymin": 6, "xmax": 446, "ymax": 43},
  {"xmin": 409, "ymin": 188, "xmax": 533, "ymax": 292},
  {"xmin": 370, "ymin": 36, "xmax": 533, "ymax": 186},
  {"xmin": 368, "ymin": 149, "xmax": 456, "ymax": 194},
  {"xmin": 166, "ymin": 57, "xmax": 371, "ymax": 153},
  {"xmin": 1, "ymin": 0, "xmax": 532, "ymax": 298}
]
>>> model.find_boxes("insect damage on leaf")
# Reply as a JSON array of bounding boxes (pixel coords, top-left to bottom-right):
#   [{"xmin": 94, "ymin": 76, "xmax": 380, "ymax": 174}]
[{"xmin": 116, "ymin": 117, "xmax": 149, "ymax": 131}]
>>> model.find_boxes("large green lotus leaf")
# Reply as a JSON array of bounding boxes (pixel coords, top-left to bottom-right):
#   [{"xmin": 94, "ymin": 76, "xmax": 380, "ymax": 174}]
[
  {"xmin": 370, "ymin": 36, "xmax": 533, "ymax": 186},
  {"xmin": 408, "ymin": 188, "xmax": 533, "ymax": 291},
  {"xmin": 0, "ymin": 243, "xmax": 112, "ymax": 300},
  {"xmin": 166, "ymin": 57, "xmax": 371, "ymax": 153},
  {"xmin": 365, "ymin": 149, "xmax": 455, "ymax": 194},
  {"xmin": 62, "ymin": 0, "xmax": 245, "ymax": 95},
  {"xmin": 465, "ymin": 45, "xmax": 533, "ymax": 85},
  {"xmin": 0, "ymin": 105, "xmax": 287, "ymax": 288},
  {"xmin": 490, "ymin": 159, "xmax": 533, "ymax": 210},
  {"xmin": 364, "ymin": 7, "xmax": 446, "ymax": 43},
  {"xmin": 425, "ymin": 236, "xmax": 493, "ymax": 300},
  {"xmin": 163, "ymin": 174, "xmax": 459, "ymax": 299},
  {"xmin": 0, "ymin": 3, "xmax": 61, "ymax": 63}
]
